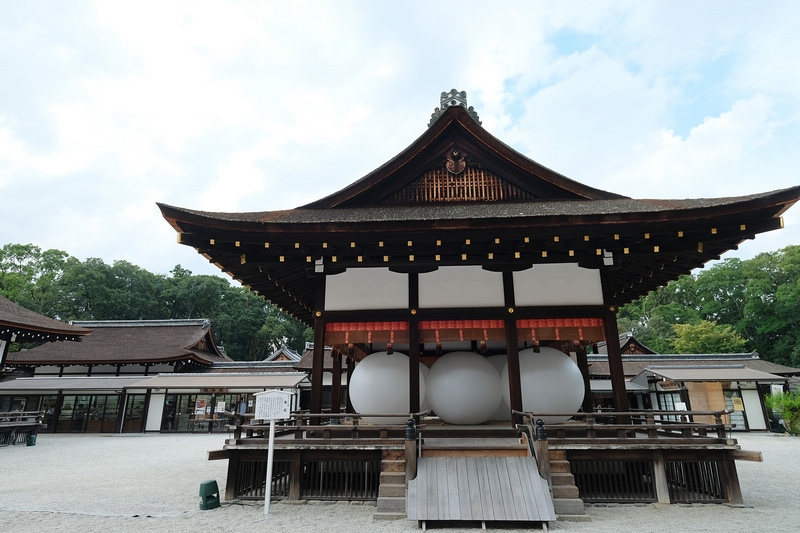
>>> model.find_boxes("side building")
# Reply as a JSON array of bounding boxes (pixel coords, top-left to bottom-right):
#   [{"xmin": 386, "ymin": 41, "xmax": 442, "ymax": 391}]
[
  {"xmin": 0, "ymin": 319, "xmax": 307, "ymax": 433},
  {"xmin": 588, "ymin": 334, "xmax": 800, "ymax": 431}
]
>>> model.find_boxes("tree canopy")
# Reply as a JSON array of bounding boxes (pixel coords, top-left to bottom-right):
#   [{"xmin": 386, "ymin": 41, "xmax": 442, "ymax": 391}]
[
  {"xmin": 0, "ymin": 243, "xmax": 312, "ymax": 360},
  {"xmin": 618, "ymin": 245, "xmax": 800, "ymax": 366}
]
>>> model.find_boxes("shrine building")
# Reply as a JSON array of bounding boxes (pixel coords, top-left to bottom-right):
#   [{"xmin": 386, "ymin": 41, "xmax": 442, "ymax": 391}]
[{"xmin": 156, "ymin": 90, "xmax": 800, "ymax": 523}]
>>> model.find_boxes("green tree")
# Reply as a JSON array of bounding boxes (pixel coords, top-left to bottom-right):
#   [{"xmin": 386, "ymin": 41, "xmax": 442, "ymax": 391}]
[
  {"xmin": 765, "ymin": 390, "xmax": 800, "ymax": 435},
  {"xmin": 0, "ymin": 243, "xmax": 72, "ymax": 315},
  {"xmin": 671, "ymin": 320, "xmax": 748, "ymax": 354}
]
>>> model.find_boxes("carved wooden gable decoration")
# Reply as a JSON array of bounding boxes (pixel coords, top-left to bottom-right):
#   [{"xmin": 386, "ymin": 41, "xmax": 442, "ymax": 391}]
[{"xmin": 302, "ymin": 95, "xmax": 624, "ymax": 209}]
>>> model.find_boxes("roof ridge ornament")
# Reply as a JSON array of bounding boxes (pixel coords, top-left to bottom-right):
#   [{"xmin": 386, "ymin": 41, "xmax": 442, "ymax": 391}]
[{"xmin": 428, "ymin": 89, "xmax": 482, "ymax": 127}]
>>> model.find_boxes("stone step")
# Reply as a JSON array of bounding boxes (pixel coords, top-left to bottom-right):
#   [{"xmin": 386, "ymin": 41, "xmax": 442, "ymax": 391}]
[
  {"xmin": 551, "ymin": 472, "xmax": 576, "ymax": 486},
  {"xmin": 373, "ymin": 512, "xmax": 407, "ymax": 521},
  {"xmin": 376, "ymin": 496, "xmax": 406, "ymax": 512},
  {"xmin": 381, "ymin": 459, "xmax": 406, "ymax": 472},
  {"xmin": 550, "ymin": 460, "xmax": 572, "ymax": 473},
  {"xmin": 553, "ymin": 498, "xmax": 588, "ymax": 516},
  {"xmin": 552, "ymin": 485, "xmax": 580, "ymax": 499},
  {"xmin": 380, "ymin": 471, "xmax": 406, "ymax": 484},
  {"xmin": 378, "ymin": 483, "xmax": 406, "ymax": 498}
]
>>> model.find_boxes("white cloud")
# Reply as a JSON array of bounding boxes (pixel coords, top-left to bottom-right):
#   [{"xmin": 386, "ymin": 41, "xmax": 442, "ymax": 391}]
[{"xmin": 2, "ymin": 0, "xmax": 799, "ymax": 277}]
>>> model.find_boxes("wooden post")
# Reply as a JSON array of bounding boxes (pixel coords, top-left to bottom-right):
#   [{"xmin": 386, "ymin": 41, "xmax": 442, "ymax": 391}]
[
  {"xmin": 225, "ymin": 451, "xmax": 240, "ymax": 500},
  {"xmin": 345, "ymin": 357, "xmax": 355, "ymax": 414},
  {"xmin": 310, "ymin": 274, "xmax": 326, "ymax": 416},
  {"xmin": 574, "ymin": 343, "xmax": 593, "ymax": 413},
  {"xmin": 505, "ymin": 318, "xmax": 523, "ymax": 424},
  {"xmin": 503, "ymin": 272, "xmax": 522, "ymax": 425},
  {"xmin": 310, "ymin": 320, "xmax": 325, "ymax": 416},
  {"xmin": 289, "ymin": 451, "xmax": 302, "ymax": 499},
  {"xmin": 603, "ymin": 311, "xmax": 630, "ymax": 414},
  {"xmin": 408, "ymin": 273, "xmax": 420, "ymax": 416},
  {"xmin": 652, "ymin": 451, "xmax": 671, "ymax": 503},
  {"xmin": 331, "ymin": 350, "xmax": 342, "ymax": 416},
  {"xmin": 405, "ymin": 419, "xmax": 417, "ymax": 482},
  {"xmin": 722, "ymin": 454, "xmax": 744, "ymax": 504}
]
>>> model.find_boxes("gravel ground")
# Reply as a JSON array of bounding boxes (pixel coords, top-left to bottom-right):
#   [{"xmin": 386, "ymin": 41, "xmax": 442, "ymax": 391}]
[{"xmin": 1, "ymin": 431, "xmax": 798, "ymax": 532}]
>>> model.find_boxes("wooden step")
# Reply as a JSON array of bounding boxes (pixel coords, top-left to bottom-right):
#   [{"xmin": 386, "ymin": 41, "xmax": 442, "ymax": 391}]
[{"xmin": 549, "ymin": 449, "xmax": 568, "ymax": 460}]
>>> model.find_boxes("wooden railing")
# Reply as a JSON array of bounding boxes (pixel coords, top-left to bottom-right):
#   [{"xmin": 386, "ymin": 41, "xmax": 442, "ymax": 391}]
[
  {"xmin": 514, "ymin": 409, "xmax": 734, "ymax": 442},
  {"xmin": 0, "ymin": 411, "xmax": 45, "ymax": 447},
  {"xmin": 230, "ymin": 411, "xmax": 428, "ymax": 442},
  {"xmin": 513, "ymin": 409, "xmax": 746, "ymax": 505}
]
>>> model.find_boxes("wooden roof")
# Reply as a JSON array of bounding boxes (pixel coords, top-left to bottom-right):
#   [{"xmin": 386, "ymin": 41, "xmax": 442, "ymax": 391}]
[
  {"xmin": 0, "ymin": 295, "xmax": 90, "ymax": 343},
  {"xmin": 158, "ymin": 104, "xmax": 800, "ymax": 324},
  {"xmin": 5, "ymin": 319, "xmax": 231, "ymax": 367}
]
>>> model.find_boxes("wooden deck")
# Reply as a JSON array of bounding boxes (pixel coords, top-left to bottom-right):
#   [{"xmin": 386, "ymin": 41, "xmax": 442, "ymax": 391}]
[{"xmin": 408, "ymin": 456, "xmax": 556, "ymax": 528}]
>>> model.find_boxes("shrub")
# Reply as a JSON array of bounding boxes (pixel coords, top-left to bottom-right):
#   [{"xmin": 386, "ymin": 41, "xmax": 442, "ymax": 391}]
[{"xmin": 765, "ymin": 391, "xmax": 800, "ymax": 435}]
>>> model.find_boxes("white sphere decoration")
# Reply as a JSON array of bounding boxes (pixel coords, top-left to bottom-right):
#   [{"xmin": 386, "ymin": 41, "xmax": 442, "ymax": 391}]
[
  {"xmin": 501, "ymin": 347, "xmax": 584, "ymax": 424},
  {"xmin": 426, "ymin": 351, "xmax": 502, "ymax": 425},
  {"xmin": 348, "ymin": 351, "xmax": 426, "ymax": 424},
  {"xmin": 487, "ymin": 354, "xmax": 511, "ymax": 421}
]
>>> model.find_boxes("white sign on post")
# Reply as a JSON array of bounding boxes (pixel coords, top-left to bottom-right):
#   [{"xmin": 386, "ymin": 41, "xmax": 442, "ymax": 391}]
[{"xmin": 253, "ymin": 390, "xmax": 295, "ymax": 515}]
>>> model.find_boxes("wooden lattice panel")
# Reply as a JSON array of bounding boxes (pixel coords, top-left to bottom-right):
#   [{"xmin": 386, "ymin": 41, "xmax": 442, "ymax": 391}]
[{"xmin": 381, "ymin": 166, "xmax": 536, "ymax": 204}]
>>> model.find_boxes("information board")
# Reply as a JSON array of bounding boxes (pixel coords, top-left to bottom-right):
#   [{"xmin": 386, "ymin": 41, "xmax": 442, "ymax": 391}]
[{"xmin": 254, "ymin": 390, "xmax": 292, "ymax": 420}]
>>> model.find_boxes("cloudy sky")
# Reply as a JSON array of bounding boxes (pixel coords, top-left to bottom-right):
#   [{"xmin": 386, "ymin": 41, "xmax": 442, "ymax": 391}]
[{"xmin": 2, "ymin": 1, "xmax": 798, "ymax": 280}]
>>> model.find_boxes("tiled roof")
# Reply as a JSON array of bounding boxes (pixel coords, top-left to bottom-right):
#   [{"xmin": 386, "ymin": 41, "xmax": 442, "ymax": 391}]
[
  {"xmin": 6, "ymin": 319, "xmax": 231, "ymax": 366},
  {"xmin": 0, "ymin": 295, "xmax": 90, "ymax": 342}
]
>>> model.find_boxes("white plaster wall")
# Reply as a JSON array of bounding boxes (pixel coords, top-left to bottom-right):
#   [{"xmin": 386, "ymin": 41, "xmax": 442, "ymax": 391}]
[
  {"xmin": 325, "ymin": 268, "xmax": 408, "ymax": 310},
  {"xmin": 514, "ymin": 263, "xmax": 604, "ymax": 306},
  {"xmin": 419, "ymin": 266, "xmax": 505, "ymax": 308}
]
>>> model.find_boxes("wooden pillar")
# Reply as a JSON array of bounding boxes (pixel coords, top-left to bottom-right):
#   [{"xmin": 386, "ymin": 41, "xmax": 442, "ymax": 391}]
[
  {"xmin": 310, "ymin": 274, "xmax": 326, "ymax": 416},
  {"xmin": 115, "ymin": 392, "xmax": 127, "ymax": 434},
  {"xmin": 408, "ymin": 273, "xmax": 420, "ymax": 416},
  {"xmin": 603, "ymin": 311, "xmax": 630, "ymax": 413},
  {"xmin": 722, "ymin": 454, "xmax": 744, "ymax": 504},
  {"xmin": 574, "ymin": 343, "xmax": 594, "ymax": 413},
  {"xmin": 310, "ymin": 320, "xmax": 325, "ymax": 416},
  {"xmin": 503, "ymin": 272, "xmax": 522, "ymax": 424},
  {"xmin": 330, "ymin": 350, "xmax": 342, "ymax": 415},
  {"xmin": 652, "ymin": 451, "xmax": 671, "ymax": 503},
  {"xmin": 599, "ymin": 269, "xmax": 629, "ymax": 414},
  {"xmin": 141, "ymin": 389, "xmax": 152, "ymax": 433},
  {"xmin": 345, "ymin": 357, "xmax": 355, "ymax": 413},
  {"xmin": 0, "ymin": 333, "xmax": 10, "ymax": 368}
]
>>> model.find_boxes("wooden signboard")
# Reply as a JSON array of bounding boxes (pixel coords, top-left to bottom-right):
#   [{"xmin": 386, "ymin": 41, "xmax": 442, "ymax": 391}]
[
  {"xmin": 254, "ymin": 390, "xmax": 293, "ymax": 421},
  {"xmin": 253, "ymin": 389, "xmax": 295, "ymax": 515}
]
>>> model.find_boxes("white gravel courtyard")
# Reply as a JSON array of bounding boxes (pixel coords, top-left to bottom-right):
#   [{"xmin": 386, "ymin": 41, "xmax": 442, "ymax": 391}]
[{"xmin": 1, "ymin": 431, "xmax": 798, "ymax": 532}]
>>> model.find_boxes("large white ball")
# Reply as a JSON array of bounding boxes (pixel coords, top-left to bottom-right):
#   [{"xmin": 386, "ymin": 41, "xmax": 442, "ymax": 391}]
[
  {"xmin": 426, "ymin": 351, "xmax": 502, "ymax": 425},
  {"xmin": 348, "ymin": 351, "xmax": 426, "ymax": 424},
  {"xmin": 487, "ymin": 354, "xmax": 511, "ymax": 421},
  {"xmin": 501, "ymin": 347, "xmax": 584, "ymax": 423}
]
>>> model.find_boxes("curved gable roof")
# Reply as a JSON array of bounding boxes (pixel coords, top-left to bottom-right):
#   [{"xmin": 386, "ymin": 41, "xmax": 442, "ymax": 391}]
[{"xmin": 302, "ymin": 105, "xmax": 625, "ymax": 209}]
